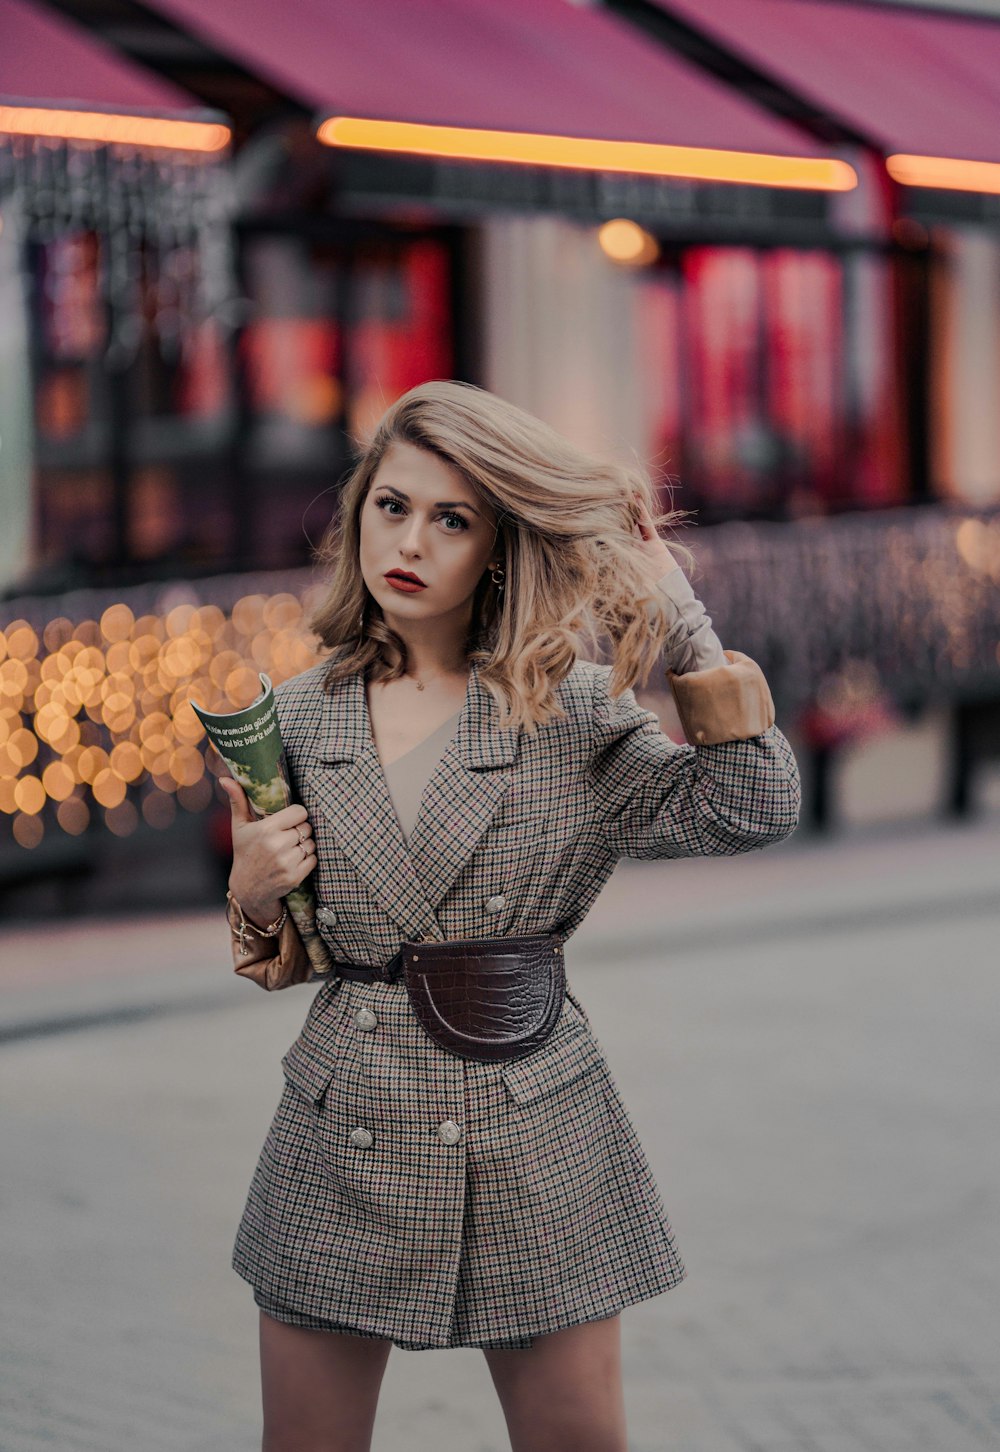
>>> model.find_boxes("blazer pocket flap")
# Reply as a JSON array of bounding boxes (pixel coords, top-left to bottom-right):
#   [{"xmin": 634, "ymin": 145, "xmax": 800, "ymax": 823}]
[
  {"xmin": 281, "ymin": 1038, "xmax": 336, "ymax": 1107},
  {"xmin": 501, "ymin": 1023, "xmax": 606, "ymax": 1105}
]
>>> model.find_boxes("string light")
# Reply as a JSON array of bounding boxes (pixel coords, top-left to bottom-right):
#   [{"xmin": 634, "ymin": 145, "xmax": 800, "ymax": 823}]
[
  {"xmin": 0, "ymin": 587, "xmax": 320, "ymax": 847},
  {"xmin": 2, "ymin": 507, "xmax": 998, "ymax": 849}
]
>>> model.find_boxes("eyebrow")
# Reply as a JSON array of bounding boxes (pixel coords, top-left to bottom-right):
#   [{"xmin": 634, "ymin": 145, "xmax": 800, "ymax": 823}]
[{"xmin": 375, "ymin": 484, "xmax": 481, "ymax": 517}]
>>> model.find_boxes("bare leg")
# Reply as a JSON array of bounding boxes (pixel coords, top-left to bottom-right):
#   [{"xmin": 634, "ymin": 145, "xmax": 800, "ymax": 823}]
[
  {"xmin": 259, "ymin": 1309, "xmax": 393, "ymax": 1452},
  {"xmin": 482, "ymin": 1313, "xmax": 628, "ymax": 1452}
]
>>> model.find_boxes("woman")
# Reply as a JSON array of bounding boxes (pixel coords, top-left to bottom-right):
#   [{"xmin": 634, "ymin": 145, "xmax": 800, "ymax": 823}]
[{"xmin": 221, "ymin": 380, "xmax": 800, "ymax": 1452}]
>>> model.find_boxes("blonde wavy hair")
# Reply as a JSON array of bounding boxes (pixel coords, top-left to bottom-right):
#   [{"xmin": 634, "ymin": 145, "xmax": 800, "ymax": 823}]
[{"xmin": 306, "ymin": 379, "xmax": 697, "ymax": 733}]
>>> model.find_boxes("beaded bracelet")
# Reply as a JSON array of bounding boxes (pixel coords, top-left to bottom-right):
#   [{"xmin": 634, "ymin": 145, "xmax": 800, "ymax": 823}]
[{"xmin": 226, "ymin": 888, "xmax": 288, "ymax": 957}]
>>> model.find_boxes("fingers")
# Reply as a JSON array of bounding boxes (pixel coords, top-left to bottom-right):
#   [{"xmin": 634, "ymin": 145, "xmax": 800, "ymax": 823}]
[
  {"xmin": 230, "ymin": 816, "xmax": 317, "ymax": 904},
  {"xmin": 223, "ymin": 777, "xmax": 319, "ymax": 904},
  {"xmin": 286, "ymin": 818, "xmax": 315, "ymax": 851},
  {"xmin": 222, "ymin": 782, "xmax": 317, "ymax": 858},
  {"xmin": 270, "ymin": 802, "xmax": 310, "ymax": 829},
  {"xmin": 286, "ymin": 820, "xmax": 317, "ymax": 885},
  {"xmin": 220, "ymin": 777, "xmax": 254, "ymax": 824},
  {"xmin": 630, "ymin": 492, "xmax": 655, "ymax": 539}
]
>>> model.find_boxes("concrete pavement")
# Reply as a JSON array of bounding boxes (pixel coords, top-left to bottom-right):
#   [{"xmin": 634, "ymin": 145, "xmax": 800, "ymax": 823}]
[{"xmin": 2, "ymin": 812, "xmax": 999, "ymax": 1450}]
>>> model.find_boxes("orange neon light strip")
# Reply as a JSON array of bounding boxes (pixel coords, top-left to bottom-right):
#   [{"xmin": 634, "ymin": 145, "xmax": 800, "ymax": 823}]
[
  {"xmin": 0, "ymin": 104, "xmax": 230, "ymax": 152},
  {"xmin": 316, "ymin": 115, "xmax": 857, "ymax": 192},
  {"xmin": 887, "ymin": 153, "xmax": 1000, "ymax": 195}
]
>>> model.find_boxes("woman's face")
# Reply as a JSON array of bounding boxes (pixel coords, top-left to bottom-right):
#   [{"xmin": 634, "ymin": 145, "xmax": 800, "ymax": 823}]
[{"xmin": 358, "ymin": 440, "xmax": 500, "ymax": 632}]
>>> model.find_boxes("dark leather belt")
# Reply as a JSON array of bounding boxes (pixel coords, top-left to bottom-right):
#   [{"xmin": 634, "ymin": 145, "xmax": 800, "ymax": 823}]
[
  {"xmin": 326, "ymin": 932, "xmax": 567, "ymax": 1062},
  {"xmin": 331, "ymin": 954, "xmax": 405, "ymax": 984}
]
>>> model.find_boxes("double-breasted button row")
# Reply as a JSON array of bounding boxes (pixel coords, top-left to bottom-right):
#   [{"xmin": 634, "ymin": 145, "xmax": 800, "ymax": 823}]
[
  {"xmin": 321, "ymin": 896, "xmax": 509, "ymax": 933},
  {"xmin": 414, "ymin": 894, "xmax": 506, "ymax": 936},
  {"xmin": 348, "ymin": 1122, "xmax": 461, "ymax": 1150}
]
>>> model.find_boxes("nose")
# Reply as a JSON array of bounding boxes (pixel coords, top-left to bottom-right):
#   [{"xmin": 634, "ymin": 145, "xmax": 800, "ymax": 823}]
[{"xmin": 400, "ymin": 514, "xmax": 428, "ymax": 554}]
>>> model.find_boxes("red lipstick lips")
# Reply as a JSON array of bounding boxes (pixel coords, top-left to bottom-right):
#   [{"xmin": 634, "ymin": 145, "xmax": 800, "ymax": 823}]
[{"xmin": 384, "ymin": 569, "xmax": 426, "ymax": 592}]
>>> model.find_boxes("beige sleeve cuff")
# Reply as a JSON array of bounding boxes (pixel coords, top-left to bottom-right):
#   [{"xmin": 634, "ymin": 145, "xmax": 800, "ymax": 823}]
[
  {"xmin": 227, "ymin": 897, "xmax": 314, "ymax": 991},
  {"xmin": 666, "ymin": 648, "xmax": 776, "ymax": 744}
]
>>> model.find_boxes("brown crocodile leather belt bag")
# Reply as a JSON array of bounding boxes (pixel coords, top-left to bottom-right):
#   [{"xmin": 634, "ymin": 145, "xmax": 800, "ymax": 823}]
[
  {"xmin": 339, "ymin": 931, "xmax": 560, "ymax": 1063},
  {"xmin": 327, "ymin": 932, "xmax": 567, "ymax": 1061}
]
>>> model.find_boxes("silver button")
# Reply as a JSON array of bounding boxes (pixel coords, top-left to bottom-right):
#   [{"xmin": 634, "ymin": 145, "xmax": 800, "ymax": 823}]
[
  {"xmin": 355, "ymin": 1007, "xmax": 377, "ymax": 1031},
  {"xmin": 349, "ymin": 1127, "xmax": 373, "ymax": 1149},
  {"xmin": 316, "ymin": 907, "xmax": 338, "ymax": 928},
  {"xmin": 484, "ymin": 894, "xmax": 506, "ymax": 913},
  {"xmin": 437, "ymin": 1120, "xmax": 461, "ymax": 1145}
]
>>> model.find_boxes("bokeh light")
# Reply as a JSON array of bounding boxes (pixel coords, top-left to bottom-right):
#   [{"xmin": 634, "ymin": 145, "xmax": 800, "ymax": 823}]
[
  {"xmin": 14, "ymin": 775, "xmax": 45, "ymax": 814},
  {"xmin": 56, "ymin": 796, "xmax": 89, "ymax": 835},
  {"xmin": 104, "ymin": 800, "xmax": 140, "ymax": 837},
  {"xmin": 598, "ymin": 218, "xmax": 660, "ymax": 267},
  {"xmin": 41, "ymin": 760, "xmax": 76, "ymax": 801},
  {"xmin": 12, "ymin": 811, "xmax": 44, "ymax": 848},
  {"xmin": 142, "ymin": 790, "xmax": 177, "ymax": 829},
  {"xmin": 177, "ymin": 778, "xmax": 214, "ymax": 813},
  {"xmin": 0, "ymin": 587, "xmax": 323, "ymax": 845}
]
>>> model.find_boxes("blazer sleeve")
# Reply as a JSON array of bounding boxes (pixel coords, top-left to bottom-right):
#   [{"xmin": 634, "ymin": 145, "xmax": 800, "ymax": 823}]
[
  {"xmin": 586, "ymin": 652, "xmax": 801, "ymax": 860},
  {"xmin": 226, "ymin": 893, "xmax": 317, "ymax": 991}
]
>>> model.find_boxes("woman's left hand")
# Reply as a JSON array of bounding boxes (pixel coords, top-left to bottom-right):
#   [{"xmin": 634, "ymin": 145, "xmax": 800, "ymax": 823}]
[{"xmin": 630, "ymin": 492, "xmax": 681, "ymax": 582}]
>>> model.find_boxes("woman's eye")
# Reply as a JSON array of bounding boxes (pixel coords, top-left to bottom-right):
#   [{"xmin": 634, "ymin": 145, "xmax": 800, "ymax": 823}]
[{"xmin": 373, "ymin": 495, "xmax": 468, "ymax": 531}]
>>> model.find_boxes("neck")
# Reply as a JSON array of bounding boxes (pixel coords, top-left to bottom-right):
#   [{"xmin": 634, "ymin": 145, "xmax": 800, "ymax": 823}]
[
  {"xmin": 403, "ymin": 654, "xmax": 470, "ymax": 685},
  {"xmin": 384, "ymin": 613, "xmax": 471, "ymax": 682}
]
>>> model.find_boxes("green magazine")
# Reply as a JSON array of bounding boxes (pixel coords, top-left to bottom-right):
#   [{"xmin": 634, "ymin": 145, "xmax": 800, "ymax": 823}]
[{"xmin": 190, "ymin": 672, "xmax": 333, "ymax": 977}]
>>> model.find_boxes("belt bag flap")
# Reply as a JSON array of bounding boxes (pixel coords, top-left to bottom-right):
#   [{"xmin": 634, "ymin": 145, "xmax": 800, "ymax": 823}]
[{"xmin": 399, "ymin": 932, "xmax": 566, "ymax": 1063}]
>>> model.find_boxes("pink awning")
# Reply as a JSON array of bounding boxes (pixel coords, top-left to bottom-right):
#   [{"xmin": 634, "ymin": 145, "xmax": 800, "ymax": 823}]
[
  {"xmin": 658, "ymin": 0, "xmax": 1000, "ymax": 165},
  {"xmin": 0, "ymin": 0, "xmax": 199, "ymax": 111},
  {"xmin": 138, "ymin": 0, "xmax": 828, "ymax": 158}
]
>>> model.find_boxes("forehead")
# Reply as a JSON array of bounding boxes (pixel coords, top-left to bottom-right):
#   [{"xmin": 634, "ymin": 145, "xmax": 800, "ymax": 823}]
[{"xmin": 373, "ymin": 440, "xmax": 476, "ymax": 501}]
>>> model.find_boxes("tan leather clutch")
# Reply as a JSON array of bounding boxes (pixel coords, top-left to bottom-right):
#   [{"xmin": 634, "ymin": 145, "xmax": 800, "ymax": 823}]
[{"xmin": 226, "ymin": 895, "xmax": 315, "ymax": 991}]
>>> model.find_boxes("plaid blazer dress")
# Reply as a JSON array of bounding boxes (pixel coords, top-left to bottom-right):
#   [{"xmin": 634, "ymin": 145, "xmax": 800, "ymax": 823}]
[{"xmin": 230, "ymin": 649, "xmax": 801, "ymax": 1350}]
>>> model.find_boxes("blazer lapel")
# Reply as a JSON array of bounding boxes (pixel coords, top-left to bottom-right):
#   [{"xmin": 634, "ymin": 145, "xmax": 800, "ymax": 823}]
[
  {"xmin": 306, "ymin": 657, "xmax": 521, "ymax": 936},
  {"xmin": 407, "ymin": 660, "xmax": 520, "ymax": 912}
]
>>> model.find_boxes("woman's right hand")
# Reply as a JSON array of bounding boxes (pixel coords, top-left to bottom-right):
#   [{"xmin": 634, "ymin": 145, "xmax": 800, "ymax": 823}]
[{"xmin": 219, "ymin": 777, "xmax": 317, "ymax": 922}]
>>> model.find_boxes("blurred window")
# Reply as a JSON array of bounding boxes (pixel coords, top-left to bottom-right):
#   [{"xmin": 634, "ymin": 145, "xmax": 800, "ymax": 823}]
[
  {"xmin": 237, "ymin": 230, "xmax": 454, "ymax": 570},
  {"xmin": 638, "ymin": 245, "xmax": 908, "ymax": 522},
  {"xmin": 28, "ymin": 226, "xmax": 455, "ymax": 583}
]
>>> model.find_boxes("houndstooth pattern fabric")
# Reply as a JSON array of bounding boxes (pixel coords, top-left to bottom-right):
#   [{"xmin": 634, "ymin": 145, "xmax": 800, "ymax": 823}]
[{"xmin": 232, "ymin": 653, "xmax": 802, "ymax": 1349}]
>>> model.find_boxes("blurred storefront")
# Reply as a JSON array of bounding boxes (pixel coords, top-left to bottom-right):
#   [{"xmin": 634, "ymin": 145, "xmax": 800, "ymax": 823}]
[{"xmin": 2, "ymin": 0, "xmax": 999, "ymax": 911}]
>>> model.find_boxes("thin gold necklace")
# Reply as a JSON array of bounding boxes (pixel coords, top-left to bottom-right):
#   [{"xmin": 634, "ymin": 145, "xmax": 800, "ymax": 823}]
[{"xmin": 405, "ymin": 664, "xmax": 468, "ymax": 692}]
